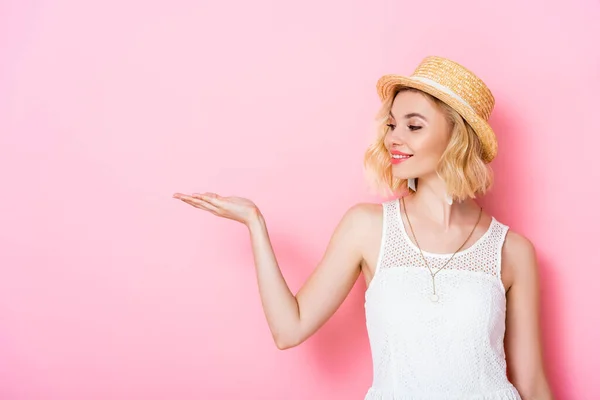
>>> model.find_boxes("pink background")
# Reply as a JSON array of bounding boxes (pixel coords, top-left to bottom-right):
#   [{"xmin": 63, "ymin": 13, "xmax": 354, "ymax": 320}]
[{"xmin": 1, "ymin": 0, "xmax": 599, "ymax": 399}]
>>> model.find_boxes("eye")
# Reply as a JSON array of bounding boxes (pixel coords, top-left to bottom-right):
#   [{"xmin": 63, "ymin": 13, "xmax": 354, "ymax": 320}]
[
  {"xmin": 386, "ymin": 123, "xmax": 396, "ymax": 130},
  {"xmin": 408, "ymin": 125, "xmax": 422, "ymax": 131}
]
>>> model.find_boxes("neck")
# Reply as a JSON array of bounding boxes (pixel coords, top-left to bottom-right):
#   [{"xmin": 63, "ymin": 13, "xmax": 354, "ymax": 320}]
[{"xmin": 408, "ymin": 176, "xmax": 477, "ymax": 231}]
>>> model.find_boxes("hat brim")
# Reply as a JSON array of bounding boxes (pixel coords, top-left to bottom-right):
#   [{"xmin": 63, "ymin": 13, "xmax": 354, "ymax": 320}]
[{"xmin": 376, "ymin": 75, "xmax": 497, "ymax": 163}]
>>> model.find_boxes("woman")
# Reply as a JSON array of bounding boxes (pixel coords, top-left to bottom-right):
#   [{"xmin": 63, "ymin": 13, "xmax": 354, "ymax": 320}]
[{"xmin": 173, "ymin": 56, "xmax": 553, "ymax": 399}]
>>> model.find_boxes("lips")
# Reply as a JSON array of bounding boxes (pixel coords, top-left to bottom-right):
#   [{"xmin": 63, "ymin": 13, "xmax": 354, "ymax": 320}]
[{"xmin": 390, "ymin": 151, "xmax": 413, "ymax": 165}]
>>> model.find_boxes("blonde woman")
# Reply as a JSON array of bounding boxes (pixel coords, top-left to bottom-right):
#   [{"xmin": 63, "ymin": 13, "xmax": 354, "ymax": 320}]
[{"xmin": 173, "ymin": 56, "xmax": 553, "ymax": 400}]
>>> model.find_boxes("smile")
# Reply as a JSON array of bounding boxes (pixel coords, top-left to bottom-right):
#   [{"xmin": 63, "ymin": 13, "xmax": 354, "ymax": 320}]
[{"xmin": 390, "ymin": 152, "xmax": 412, "ymax": 165}]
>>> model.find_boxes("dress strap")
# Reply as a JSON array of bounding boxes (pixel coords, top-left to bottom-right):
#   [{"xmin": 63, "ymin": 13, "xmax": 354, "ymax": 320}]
[
  {"xmin": 494, "ymin": 222, "xmax": 510, "ymax": 281},
  {"xmin": 371, "ymin": 199, "xmax": 402, "ymax": 275}
]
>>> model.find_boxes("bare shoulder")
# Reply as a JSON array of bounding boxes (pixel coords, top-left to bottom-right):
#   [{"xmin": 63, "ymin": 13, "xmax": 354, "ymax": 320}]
[
  {"xmin": 504, "ymin": 230, "xmax": 537, "ymax": 263},
  {"xmin": 342, "ymin": 202, "xmax": 386, "ymax": 280},
  {"xmin": 502, "ymin": 230, "xmax": 539, "ymax": 289},
  {"xmin": 343, "ymin": 202, "xmax": 383, "ymax": 228},
  {"xmin": 340, "ymin": 202, "xmax": 384, "ymax": 243}
]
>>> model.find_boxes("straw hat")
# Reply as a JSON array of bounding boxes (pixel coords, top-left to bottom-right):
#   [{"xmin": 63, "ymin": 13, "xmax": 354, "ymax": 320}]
[{"xmin": 376, "ymin": 56, "xmax": 497, "ymax": 163}]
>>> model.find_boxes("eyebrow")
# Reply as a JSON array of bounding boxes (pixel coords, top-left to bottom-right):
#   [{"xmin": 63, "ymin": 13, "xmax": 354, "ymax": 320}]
[{"xmin": 389, "ymin": 112, "xmax": 428, "ymax": 122}]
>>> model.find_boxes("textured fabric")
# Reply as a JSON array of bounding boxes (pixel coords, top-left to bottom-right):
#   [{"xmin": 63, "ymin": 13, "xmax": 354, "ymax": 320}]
[{"xmin": 364, "ymin": 199, "xmax": 521, "ymax": 400}]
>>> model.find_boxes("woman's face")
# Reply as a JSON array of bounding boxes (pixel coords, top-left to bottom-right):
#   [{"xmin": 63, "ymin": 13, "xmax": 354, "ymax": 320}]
[{"xmin": 384, "ymin": 90, "xmax": 452, "ymax": 180}]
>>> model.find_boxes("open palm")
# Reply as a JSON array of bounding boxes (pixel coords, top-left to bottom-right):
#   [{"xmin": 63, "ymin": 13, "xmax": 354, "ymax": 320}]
[{"xmin": 172, "ymin": 192, "xmax": 259, "ymax": 225}]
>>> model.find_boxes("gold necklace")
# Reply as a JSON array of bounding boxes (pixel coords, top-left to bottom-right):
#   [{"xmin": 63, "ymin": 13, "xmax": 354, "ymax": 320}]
[{"xmin": 401, "ymin": 197, "xmax": 483, "ymax": 302}]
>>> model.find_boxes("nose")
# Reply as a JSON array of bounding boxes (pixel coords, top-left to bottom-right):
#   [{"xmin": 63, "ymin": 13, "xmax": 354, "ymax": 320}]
[
  {"xmin": 387, "ymin": 128, "xmax": 406, "ymax": 147},
  {"xmin": 390, "ymin": 137, "xmax": 404, "ymax": 147}
]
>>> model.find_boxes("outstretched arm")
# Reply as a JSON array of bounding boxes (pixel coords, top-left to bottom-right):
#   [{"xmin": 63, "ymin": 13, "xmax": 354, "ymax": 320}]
[
  {"xmin": 173, "ymin": 192, "xmax": 371, "ymax": 350},
  {"xmin": 248, "ymin": 204, "xmax": 368, "ymax": 349}
]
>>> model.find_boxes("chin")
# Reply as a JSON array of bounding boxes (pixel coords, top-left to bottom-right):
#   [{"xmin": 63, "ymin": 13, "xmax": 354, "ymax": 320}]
[{"xmin": 390, "ymin": 165, "xmax": 413, "ymax": 180}]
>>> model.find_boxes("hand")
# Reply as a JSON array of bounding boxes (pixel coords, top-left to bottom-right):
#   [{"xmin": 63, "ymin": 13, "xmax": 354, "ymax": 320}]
[{"xmin": 172, "ymin": 192, "xmax": 261, "ymax": 226}]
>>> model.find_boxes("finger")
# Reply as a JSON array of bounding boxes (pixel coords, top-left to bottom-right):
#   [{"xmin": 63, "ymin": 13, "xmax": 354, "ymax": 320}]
[
  {"xmin": 180, "ymin": 198, "xmax": 214, "ymax": 213},
  {"xmin": 191, "ymin": 192, "xmax": 218, "ymax": 196},
  {"xmin": 195, "ymin": 193, "xmax": 223, "ymax": 207},
  {"xmin": 181, "ymin": 196, "xmax": 219, "ymax": 213},
  {"xmin": 176, "ymin": 194, "xmax": 205, "ymax": 206},
  {"xmin": 195, "ymin": 198, "xmax": 219, "ymax": 213}
]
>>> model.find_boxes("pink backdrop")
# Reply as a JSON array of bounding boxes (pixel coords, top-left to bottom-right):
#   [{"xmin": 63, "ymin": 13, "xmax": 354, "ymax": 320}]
[{"xmin": 1, "ymin": 0, "xmax": 599, "ymax": 398}]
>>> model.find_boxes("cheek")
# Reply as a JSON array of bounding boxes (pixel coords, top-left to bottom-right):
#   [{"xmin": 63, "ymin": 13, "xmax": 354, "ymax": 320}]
[
  {"xmin": 406, "ymin": 138, "xmax": 446, "ymax": 171},
  {"xmin": 430, "ymin": 139, "xmax": 448, "ymax": 157},
  {"xmin": 418, "ymin": 131, "xmax": 448, "ymax": 156}
]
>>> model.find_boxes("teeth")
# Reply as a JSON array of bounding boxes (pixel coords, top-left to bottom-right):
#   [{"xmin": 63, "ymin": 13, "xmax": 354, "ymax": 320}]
[{"xmin": 392, "ymin": 154, "xmax": 411, "ymax": 159}]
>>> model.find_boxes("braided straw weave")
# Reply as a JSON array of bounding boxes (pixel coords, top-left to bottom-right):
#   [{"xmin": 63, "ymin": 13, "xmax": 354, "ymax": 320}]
[{"xmin": 376, "ymin": 56, "xmax": 497, "ymax": 163}]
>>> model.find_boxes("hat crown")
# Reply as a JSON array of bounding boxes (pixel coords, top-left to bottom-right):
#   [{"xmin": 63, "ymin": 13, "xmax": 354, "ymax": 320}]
[{"xmin": 411, "ymin": 56, "xmax": 495, "ymax": 121}]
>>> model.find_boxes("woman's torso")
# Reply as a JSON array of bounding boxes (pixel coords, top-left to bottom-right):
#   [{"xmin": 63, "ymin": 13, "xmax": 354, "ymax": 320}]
[{"xmin": 360, "ymin": 198, "xmax": 521, "ymax": 400}]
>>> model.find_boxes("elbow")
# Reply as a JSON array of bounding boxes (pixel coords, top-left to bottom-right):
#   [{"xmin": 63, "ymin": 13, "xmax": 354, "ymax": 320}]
[
  {"xmin": 275, "ymin": 340, "xmax": 295, "ymax": 350},
  {"xmin": 515, "ymin": 374, "xmax": 554, "ymax": 400},
  {"xmin": 273, "ymin": 332, "xmax": 301, "ymax": 350}
]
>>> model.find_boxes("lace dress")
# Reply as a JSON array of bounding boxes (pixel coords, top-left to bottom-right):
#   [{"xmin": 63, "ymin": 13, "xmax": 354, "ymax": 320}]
[{"xmin": 364, "ymin": 199, "xmax": 521, "ymax": 400}]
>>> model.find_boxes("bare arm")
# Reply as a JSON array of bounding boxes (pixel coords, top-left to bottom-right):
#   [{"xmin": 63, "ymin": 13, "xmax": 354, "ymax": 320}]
[
  {"xmin": 504, "ymin": 231, "xmax": 554, "ymax": 400},
  {"xmin": 248, "ymin": 204, "xmax": 366, "ymax": 349},
  {"xmin": 173, "ymin": 192, "xmax": 370, "ymax": 350}
]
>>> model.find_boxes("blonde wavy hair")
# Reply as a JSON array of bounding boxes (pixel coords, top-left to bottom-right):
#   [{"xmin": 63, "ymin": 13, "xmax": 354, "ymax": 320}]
[{"xmin": 363, "ymin": 87, "xmax": 493, "ymax": 201}]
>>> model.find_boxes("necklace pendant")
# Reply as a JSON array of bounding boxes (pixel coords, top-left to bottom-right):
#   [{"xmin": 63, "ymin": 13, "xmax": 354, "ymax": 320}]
[{"xmin": 430, "ymin": 294, "xmax": 439, "ymax": 302}]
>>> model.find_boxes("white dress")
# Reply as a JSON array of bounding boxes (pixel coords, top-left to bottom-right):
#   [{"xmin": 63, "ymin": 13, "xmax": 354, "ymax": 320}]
[{"xmin": 364, "ymin": 199, "xmax": 522, "ymax": 400}]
